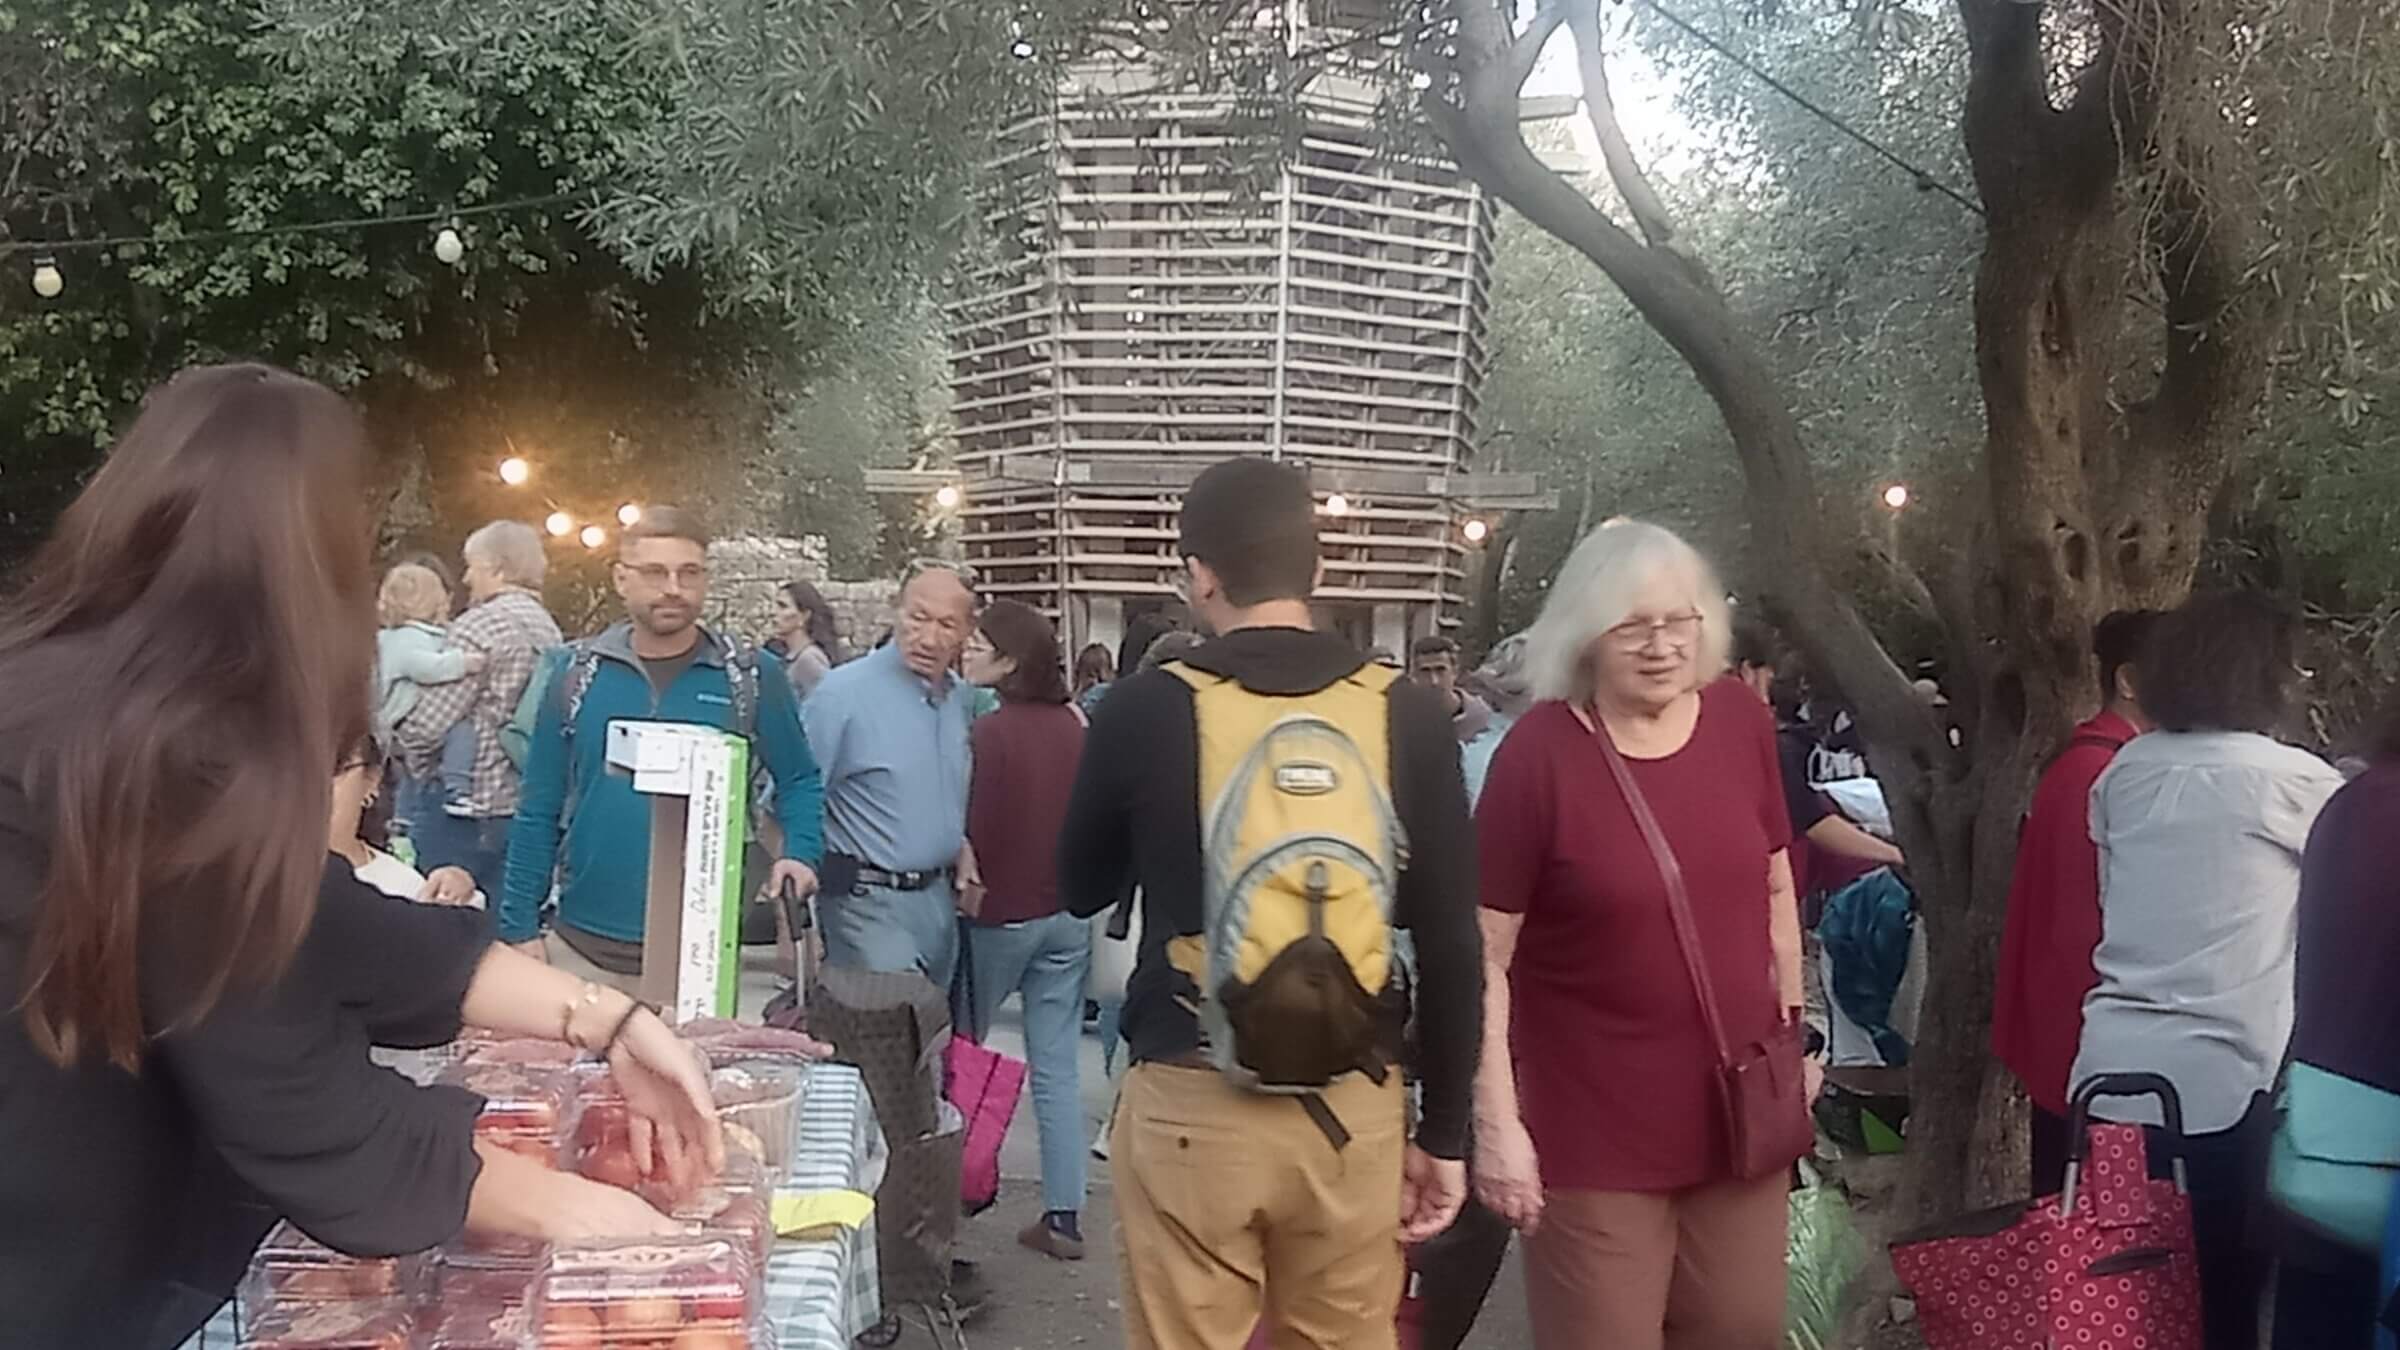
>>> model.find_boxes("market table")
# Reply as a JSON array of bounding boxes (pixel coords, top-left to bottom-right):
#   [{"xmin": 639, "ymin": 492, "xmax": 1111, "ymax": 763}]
[{"xmin": 184, "ymin": 1061, "xmax": 885, "ymax": 1349}]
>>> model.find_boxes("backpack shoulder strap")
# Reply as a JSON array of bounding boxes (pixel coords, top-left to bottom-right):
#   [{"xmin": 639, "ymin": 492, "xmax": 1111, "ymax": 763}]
[
  {"xmin": 1161, "ymin": 659, "xmax": 1222, "ymax": 693},
  {"xmin": 1349, "ymin": 662, "xmax": 1399, "ymax": 696},
  {"xmin": 558, "ymin": 642, "xmax": 605, "ymax": 740},
  {"xmin": 722, "ymin": 634, "xmax": 762, "ymax": 740}
]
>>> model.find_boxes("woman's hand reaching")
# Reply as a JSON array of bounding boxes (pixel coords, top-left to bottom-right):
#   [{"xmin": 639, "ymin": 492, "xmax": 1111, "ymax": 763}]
[{"xmin": 605, "ymin": 1007, "xmax": 725, "ymax": 1197}]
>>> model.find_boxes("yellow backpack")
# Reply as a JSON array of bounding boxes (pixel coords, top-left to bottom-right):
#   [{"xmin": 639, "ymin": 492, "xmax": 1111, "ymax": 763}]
[{"xmin": 1165, "ymin": 659, "xmax": 1408, "ymax": 1092}]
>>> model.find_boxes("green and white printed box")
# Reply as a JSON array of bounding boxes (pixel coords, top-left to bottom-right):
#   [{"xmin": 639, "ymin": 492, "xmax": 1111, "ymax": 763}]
[{"xmin": 604, "ymin": 720, "xmax": 750, "ymax": 1021}]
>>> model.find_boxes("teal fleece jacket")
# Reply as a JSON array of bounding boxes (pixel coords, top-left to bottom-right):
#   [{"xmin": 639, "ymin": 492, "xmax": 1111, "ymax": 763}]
[{"xmin": 498, "ymin": 623, "xmax": 824, "ymax": 944}]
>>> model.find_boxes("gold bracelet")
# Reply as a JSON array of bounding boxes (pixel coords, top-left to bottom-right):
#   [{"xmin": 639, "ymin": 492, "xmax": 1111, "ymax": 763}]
[{"xmin": 561, "ymin": 982, "xmax": 607, "ymax": 1050}]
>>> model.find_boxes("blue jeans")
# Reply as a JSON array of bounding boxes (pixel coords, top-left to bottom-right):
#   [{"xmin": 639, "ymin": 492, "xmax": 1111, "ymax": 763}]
[
  {"xmin": 415, "ymin": 812, "xmax": 511, "ymax": 905},
  {"xmin": 968, "ymin": 910, "xmax": 1091, "ymax": 1214},
  {"xmin": 436, "ymin": 721, "xmax": 478, "ymax": 809},
  {"xmin": 818, "ymin": 878, "xmax": 960, "ymax": 994}
]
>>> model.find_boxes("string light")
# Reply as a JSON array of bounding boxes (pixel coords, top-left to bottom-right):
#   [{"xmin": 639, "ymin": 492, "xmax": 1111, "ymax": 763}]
[
  {"xmin": 617, "ymin": 502, "xmax": 643, "ymax": 527},
  {"xmin": 432, "ymin": 227, "xmax": 465, "ymax": 265},
  {"xmin": 933, "ymin": 484, "xmax": 963, "ymax": 510},
  {"xmin": 545, "ymin": 510, "xmax": 574, "ymax": 538},
  {"xmin": 0, "ymin": 190, "xmax": 590, "ymax": 260},
  {"xmin": 1322, "ymin": 493, "xmax": 1351, "ymax": 517},
  {"xmin": 1009, "ymin": 37, "xmax": 1036, "ymax": 59},
  {"xmin": 1882, "ymin": 483, "xmax": 1912, "ymax": 511},
  {"xmin": 1462, "ymin": 517, "xmax": 1491, "ymax": 544},
  {"xmin": 578, "ymin": 524, "xmax": 607, "ymax": 550},
  {"xmin": 30, "ymin": 256, "xmax": 62, "ymax": 298},
  {"xmin": 498, "ymin": 456, "xmax": 532, "ymax": 486}
]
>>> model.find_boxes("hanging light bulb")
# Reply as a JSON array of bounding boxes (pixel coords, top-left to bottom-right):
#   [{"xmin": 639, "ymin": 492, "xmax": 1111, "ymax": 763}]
[
  {"xmin": 1009, "ymin": 37, "xmax": 1036, "ymax": 58},
  {"xmin": 933, "ymin": 484, "xmax": 963, "ymax": 511},
  {"xmin": 579, "ymin": 524, "xmax": 607, "ymax": 550},
  {"xmin": 498, "ymin": 456, "xmax": 532, "ymax": 486},
  {"xmin": 545, "ymin": 510, "xmax": 574, "ymax": 538},
  {"xmin": 30, "ymin": 256, "xmax": 63, "ymax": 299},
  {"xmin": 1462, "ymin": 517, "xmax": 1491, "ymax": 544},
  {"xmin": 1882, "ymin": 482, "xmax": 1913, "ymax": 511},
  {"xmin": 617, "ymin": 502, "xmax": 643, "ymax": 527},
  {"xmin": 1322, "ymin": 493, "xmax": 1350, "ymax": 517},
  {"xmin": 433, "ymin": 227, "xmax": 465, "ymax": 265}
]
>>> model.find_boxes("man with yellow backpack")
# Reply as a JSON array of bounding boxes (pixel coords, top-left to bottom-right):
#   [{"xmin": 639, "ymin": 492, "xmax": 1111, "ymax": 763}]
[{"xmin": 1059, "ymin": 457, "xmax": 1482, "ymax": 1350}]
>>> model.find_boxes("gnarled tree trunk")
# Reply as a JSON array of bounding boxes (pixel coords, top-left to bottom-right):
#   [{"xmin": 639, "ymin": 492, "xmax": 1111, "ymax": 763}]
[{"xmin": 1427, "ymin": 0, "xmax": 2276, "ymax": 1213}]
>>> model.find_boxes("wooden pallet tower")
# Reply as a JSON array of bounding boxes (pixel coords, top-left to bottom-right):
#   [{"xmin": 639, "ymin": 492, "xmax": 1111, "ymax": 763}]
[{"xmin": 945, "ymin": 9, "xmax": 1538, "ymax": 659}]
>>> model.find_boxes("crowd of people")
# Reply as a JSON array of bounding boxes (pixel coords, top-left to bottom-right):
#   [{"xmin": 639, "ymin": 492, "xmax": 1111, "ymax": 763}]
[{"xmin": 1, "ymin": 360, "xmax": 2395, "ymax": 1350}]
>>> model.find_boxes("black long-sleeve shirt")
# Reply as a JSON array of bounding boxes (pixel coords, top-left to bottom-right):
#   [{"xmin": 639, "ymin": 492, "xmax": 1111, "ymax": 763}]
[
  {"xmin": 1058, "ymin": 626, "xmax": 1483, "ymax": 1158},
  {"xmin": 1, "ymin": 763, "xmax": 493, "ymax": 1350}
]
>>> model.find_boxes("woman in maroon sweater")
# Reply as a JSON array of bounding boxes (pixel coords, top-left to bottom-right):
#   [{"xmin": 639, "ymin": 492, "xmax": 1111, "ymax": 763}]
[
  {"xmin": 960, "ymin": 600, "xmax": 1092, "ymax": 1262},
  {"xmin": 1472, "ymin": 521, "xmax": 1807, "ymax": 1350}
]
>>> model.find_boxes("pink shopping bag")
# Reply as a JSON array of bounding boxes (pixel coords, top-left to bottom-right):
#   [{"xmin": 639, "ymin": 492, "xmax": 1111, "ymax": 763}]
[{"xmin": 945, "ymin": 1035, "xmax": 1026, "ymax": 1216}]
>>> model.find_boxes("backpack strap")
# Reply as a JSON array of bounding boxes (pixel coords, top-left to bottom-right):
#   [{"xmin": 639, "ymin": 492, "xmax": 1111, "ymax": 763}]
[
  {"xmin": 722, "ymin": 634, "xmax": 762, "ymax": 741},
  {"xmin": 557, "ymin": 642, "xmax": 605, "ymax": 741}
]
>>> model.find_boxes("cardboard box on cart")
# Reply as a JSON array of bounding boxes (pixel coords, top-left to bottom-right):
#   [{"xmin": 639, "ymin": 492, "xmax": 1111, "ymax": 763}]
[{"xmin": 603, "ymin": 721, "xmax": 749, "ymax": 1020}]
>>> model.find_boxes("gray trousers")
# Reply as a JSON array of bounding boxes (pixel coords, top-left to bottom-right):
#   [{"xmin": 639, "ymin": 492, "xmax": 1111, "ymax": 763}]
[{"xmin": 817, "ymin": 877, "xmax": 960, "ymax": 994}]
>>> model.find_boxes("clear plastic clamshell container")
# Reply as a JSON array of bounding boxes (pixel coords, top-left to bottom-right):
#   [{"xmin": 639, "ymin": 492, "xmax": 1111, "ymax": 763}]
[
  {"xmin": 235, "ymin": 1295, "xmax": 415, "ymax": 1349},
  {"xmin": 418, "ymin": 1282, "xmax": 538, "ymax": 1350},
  {"xmin": 646, "ymin": 1151, "xmax": 775, "ymax": 1268},
  {"xmin": 439, "ymin": 1059, "xmax": 579, "ymax": 1168},
  {"xmin": 238, "ymin": 1222, "xmax": 423, "ymax": 1318},
  {"xmin": 710, "ymin": 1061, "xmax": 805, "ymax": 1183},
  {"xmin": 570, "ymin": 1073, "xmax": 641, "ymax": 1190},
  {"xmin": 531, "ymin": 1233, "xmax": 760, "ymax": 1347}
]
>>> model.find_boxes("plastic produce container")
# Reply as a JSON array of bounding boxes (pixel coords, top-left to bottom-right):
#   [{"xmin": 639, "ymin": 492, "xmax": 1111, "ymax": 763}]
[
  {"xmin": 711, "ymin": 1061, "xmax": 805, "ymax": 1183},
  {"xmin": 441, "ymin": 1059, "xmax": 579, "ymax": 1168},
  {"xmin": 235, "ymin": 1295, "xmax": 415, "ymax": 1349},
  {"xmin": 530, "ymin": 1233, "xmax": 760, "ymax": 1347},
  {"xmin": 238, "ymin": 1223, "xmax": 423, "ymax": 1319}
]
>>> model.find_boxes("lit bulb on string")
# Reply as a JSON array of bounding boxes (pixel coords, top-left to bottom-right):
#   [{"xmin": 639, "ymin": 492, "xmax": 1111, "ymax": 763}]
[
  {"xmin": 545, "ymin": 510, "xmax": 574, "ymax": 538},
  {"xmin": 433, "ymin": 227, "xmax": 465, "ymax": 266},
  {"xmin": 617, "ymin": 503, "xmax": 643, "ymax": 527},
  {"xmin": 1462, "ymin": 517, "xmax": 1491, "ymax": 545},
  {"xmin": 1322, "ymin": 493, "xmax": 1350, "ymax": 517},
  {"xmin": 498, "ymin": 456, "xmax": 532, "ymax": 486},
  {"xmin": 1882, "ymin": 483, "xmax": 1912, "ymax": 511},
  {"xmin": 30, "ymin": 257, "xmax": 63, "ymax": 299},
  {"xmin": 1009, "ymin": 37, "xmax": 1036, "ymax": 59},
  {"xmin": 933, "ymin": 484, "xmax": 963, "ymax": 511},
  {"xmin": 579, "ymin": 524, "xmax": 607, "ymax": 550}
]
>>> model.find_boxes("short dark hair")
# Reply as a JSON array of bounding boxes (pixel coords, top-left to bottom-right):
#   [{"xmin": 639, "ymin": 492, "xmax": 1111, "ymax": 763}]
[
  {"xmin": 1178, "ymin": 458, "xmax": 1318, "ymax": 607},
  {"xmin": 2138, "ymin": 591, "xmax": 2300, "ymax": 736},
  {"xmin": 1411, "ymin": 635, "xmax": 1458, "ymax": 663},
  {"xmin": 2093, "ymin": 609, "xmax": 2163, "ymax": 707},
  {"xmin": 1730, "ymin": 613, "xmax": 1781, "ymax": 671},
  {"xmin": 977, "ymin": 599, "xmax": 1069, "ymax": 705},
  {"xmin": 622, "ymin": 504, "xmax": 711, "ymax": 552}
]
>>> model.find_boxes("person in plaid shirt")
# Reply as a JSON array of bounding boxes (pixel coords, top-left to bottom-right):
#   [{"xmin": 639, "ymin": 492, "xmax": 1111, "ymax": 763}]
[{"xmin": 393, "ymin": 520, "xmax": 562, "ymax": 901}]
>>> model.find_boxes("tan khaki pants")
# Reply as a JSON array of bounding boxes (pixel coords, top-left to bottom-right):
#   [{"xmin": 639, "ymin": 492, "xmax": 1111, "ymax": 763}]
[
  {"xmin": 1524, "ymin": 1173, "xmax": 1789, "ymax": 1350},
  {"xmin": 543, "ymin": 932, "xmax": 644, "ymax": 996},
  {"xmin": 1111, "ymin": 1064, "xmax": 1405, "ymax": 1350}
]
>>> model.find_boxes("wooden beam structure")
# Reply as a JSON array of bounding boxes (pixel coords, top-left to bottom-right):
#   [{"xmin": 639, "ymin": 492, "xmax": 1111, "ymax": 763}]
[{"xmin": 946, "ymin": 10, "xmax": 1506, "ymax": 657}]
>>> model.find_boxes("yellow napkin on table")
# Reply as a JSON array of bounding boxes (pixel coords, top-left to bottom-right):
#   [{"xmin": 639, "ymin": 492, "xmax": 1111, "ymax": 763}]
[{"xmin": 772, "ymin": 1189, "xmax": 875, "ymax": 1237}]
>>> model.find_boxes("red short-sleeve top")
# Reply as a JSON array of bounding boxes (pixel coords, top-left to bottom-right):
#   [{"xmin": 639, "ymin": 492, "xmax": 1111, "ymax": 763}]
[{"xmin": 1476, "ymin": 677, "xmax": 1793, "ymax": 1192}]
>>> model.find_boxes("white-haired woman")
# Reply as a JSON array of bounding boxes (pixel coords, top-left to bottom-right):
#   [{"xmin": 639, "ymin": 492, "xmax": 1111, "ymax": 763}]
[{"xmin": 1472, "ymin": 521, "xmax": 1806, "ymax": 1350}]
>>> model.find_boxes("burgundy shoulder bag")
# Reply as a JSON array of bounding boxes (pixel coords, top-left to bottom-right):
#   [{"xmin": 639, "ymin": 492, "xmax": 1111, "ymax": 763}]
[{"xmin": 1583, "ymin": 707, "xmax": 1813, "ymax": 1181}]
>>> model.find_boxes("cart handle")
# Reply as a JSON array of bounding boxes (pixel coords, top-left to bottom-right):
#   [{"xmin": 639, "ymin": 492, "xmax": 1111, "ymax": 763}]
[{"xmin": 2059, "ymin": 1072, "xmax": 2189, "ymax": 1215}]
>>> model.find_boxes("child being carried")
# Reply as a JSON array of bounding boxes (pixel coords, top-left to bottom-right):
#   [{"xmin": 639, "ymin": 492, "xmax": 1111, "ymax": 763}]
[{"xmin": 374, "ymin": 563, "xmax": 487, "ymax": 816}]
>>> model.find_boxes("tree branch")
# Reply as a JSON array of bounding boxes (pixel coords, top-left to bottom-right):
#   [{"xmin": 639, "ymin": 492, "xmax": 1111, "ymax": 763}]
[
  {"xmin": 1501, "ymin": 2, "xmax": 1569, "ymax": 97},
  {"xmin": 1567, "ymin": 0, "xmax": 1710, "ymax": 290}
]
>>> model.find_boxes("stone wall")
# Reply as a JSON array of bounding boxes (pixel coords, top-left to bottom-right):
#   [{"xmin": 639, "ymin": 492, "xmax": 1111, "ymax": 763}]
[{"xmin": 705, "ymin": 534, "xmax": 898, "ymax": 653}]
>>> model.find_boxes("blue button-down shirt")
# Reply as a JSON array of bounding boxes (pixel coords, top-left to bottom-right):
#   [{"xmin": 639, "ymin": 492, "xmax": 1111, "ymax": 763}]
[{"xmin": 801, "ymin": 642, "xmax": 974, "ymax": 872}]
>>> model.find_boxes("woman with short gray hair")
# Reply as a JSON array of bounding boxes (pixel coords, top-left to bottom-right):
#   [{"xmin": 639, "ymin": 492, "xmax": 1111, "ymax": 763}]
[{"xmin": 1472, "ymin": 520, "xmax": 1807, "ymax": 1350}]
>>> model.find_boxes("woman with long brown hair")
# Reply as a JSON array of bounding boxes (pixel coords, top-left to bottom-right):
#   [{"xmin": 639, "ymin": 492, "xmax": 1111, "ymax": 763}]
[{"xmin": 0, "ymin": 365, "xmax": 723, "ymax": 1349}]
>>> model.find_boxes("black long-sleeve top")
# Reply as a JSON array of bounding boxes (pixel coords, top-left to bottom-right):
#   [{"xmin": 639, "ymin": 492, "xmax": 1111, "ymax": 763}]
[
  {"xmin": 0, "ymin": 763, "xmax": 494, "ymax": 1350},
  {"xmin": 1057, "ymin": 626, "xmax": 1483, "ymax": 1158}
]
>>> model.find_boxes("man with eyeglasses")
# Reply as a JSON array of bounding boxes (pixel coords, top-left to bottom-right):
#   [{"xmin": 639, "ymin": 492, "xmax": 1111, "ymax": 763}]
[
  {"xmin": 498, "ymin": 506, "xmax": 824, "ymax": 992},
  {"xmin": 800, "ymin": 558, "xmax": 980, "ymax": 990}
]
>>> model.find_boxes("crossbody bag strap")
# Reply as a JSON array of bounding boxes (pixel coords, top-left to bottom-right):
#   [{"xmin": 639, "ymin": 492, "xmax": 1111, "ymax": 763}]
[{"xmin": 1574, "ymin": 705, "xmax": 1735, "ymax": 1072}]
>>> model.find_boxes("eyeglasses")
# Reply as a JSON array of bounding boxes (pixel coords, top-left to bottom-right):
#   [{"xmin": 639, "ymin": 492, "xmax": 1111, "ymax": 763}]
[
  {"xmin": 962, "ymin": 633, "xmax": 996, "ymax": 658},
  {"xmin": 625, "ymin": 563, "xmax": 708, "ymax": 588},
  {"xmin": 1605, "ymin": 612, "xmax": 1705, "ymax": 652}
]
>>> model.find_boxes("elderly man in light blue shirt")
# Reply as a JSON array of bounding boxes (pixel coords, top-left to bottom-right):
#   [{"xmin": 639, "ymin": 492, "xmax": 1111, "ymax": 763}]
[{"xmin": 801, "ymin": 562, "xmax": 978, "ymax": 988}]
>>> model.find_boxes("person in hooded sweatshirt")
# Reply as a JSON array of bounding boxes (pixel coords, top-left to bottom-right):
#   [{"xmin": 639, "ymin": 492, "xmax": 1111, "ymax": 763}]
[{"xmin": 1057, "ymin": 457, "xmax": 1481, "ymax": 1350}]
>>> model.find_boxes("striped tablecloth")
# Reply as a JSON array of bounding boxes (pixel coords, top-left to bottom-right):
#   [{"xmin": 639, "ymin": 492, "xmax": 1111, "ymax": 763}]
[{"xmin": 186, "ymin": 1062, "xmax": 883, "ymax": 1349}]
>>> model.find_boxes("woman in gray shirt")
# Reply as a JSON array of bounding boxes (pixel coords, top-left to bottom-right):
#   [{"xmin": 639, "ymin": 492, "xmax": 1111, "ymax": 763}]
[{"xmin": 2072, "ymin": 592, "xmax": 2343, "ymax": 1350}]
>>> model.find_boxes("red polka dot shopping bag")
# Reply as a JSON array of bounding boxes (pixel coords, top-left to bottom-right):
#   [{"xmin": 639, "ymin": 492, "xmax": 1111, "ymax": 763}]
[{"xmin": 1890, "ymin": 1073, "xmax": 2203, "ymax": 1350}]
